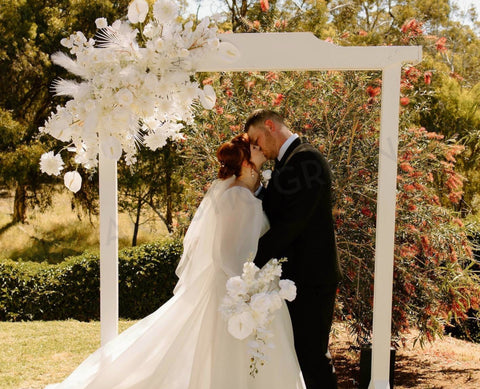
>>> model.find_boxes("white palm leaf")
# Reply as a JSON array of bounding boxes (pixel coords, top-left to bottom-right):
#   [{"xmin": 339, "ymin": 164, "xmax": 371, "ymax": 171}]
[
  {"xmin": 51, "ymin": 79, "xmax": 87, "ymax": 99},
  {"xmin": 51, "ymin": 52, "xmax": 87, "ymax": 77}
]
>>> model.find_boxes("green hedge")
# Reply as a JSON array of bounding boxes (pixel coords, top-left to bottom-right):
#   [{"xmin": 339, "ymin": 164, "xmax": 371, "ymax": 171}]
[{"xmin": 0, "ymin": 240, "xmax": 182, "ymax": 321}]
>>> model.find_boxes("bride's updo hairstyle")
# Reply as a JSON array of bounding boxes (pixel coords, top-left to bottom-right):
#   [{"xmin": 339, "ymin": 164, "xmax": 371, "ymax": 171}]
[{"xmin": 216, "ymin": 133, "xmax": 253, "ymax": 179}]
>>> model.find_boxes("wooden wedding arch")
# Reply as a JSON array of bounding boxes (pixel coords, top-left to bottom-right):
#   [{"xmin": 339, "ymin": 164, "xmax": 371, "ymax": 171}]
[{"xmin": 98, "ymin": 32, "xmax": 421, "ymax": 389}]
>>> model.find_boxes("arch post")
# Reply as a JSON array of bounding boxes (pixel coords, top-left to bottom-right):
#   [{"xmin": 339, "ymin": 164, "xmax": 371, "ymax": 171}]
[{"xmin": 369, "ymin": 64, "xmax": 402, "ymax": 389}]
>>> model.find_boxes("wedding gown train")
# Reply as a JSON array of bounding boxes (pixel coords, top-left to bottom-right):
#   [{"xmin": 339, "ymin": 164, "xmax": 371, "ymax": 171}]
[{"xmin": 45, "ymin": 176, "xmax": 305, "ymax": 389}]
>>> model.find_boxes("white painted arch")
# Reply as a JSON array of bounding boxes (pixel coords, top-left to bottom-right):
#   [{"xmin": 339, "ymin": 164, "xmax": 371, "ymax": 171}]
[{"xmin": 98, "ymin": 32, "xmax": 422, "ymax": 389}]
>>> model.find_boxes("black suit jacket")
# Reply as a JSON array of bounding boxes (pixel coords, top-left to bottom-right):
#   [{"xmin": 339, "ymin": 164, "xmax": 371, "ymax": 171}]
[{"xmin": 255, "ymin": 138, "xmax": 342, "ymax": 288}]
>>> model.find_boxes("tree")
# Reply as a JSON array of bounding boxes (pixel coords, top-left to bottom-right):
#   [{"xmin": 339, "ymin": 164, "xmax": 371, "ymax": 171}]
[
  {"xmin": 0, "ymin": 0, "xmax": 130, "ymax": 223},
  {"xmin": 118, "ymin": 141, "xmax": 186, "ymax": 246}
]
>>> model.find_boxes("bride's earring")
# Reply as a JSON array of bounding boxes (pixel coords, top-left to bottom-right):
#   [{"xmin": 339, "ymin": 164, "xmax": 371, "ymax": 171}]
[{"xmin": 251, "ymin": 168, "xmax": 255, "ymax": 178}]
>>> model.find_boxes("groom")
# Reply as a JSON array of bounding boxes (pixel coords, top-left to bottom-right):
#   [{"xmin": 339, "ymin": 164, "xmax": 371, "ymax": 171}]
[{"xmin": 245, "ymin": 109, "xmax": 342, "ymax": 389}]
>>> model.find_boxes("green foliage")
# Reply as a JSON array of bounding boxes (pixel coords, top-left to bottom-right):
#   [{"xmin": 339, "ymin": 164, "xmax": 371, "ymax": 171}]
[{"xmin": 0, "ymin": 239, "xmax": 181, "ymax": 321}]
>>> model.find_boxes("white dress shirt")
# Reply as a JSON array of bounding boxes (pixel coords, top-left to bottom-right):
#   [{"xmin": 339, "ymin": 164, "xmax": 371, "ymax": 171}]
[{"xmin": 277, "ymin": 133, "xmax": 299, "ymax": 163}]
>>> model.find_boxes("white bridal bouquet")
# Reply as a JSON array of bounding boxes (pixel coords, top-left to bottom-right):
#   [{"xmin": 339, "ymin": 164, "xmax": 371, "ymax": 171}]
[
  {"xmin": 39, "ymin": 0, "xmax": 239, "ymax": 192},
  {"xmin": 219, "ymin": 257, "xmax": 297, "ymax": 377}
]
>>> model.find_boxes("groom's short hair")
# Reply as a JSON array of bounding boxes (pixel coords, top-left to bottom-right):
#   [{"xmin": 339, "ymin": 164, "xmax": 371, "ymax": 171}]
[{"xmin": 244, "ymin": 109, "xmax": 285, "ymax": 132}]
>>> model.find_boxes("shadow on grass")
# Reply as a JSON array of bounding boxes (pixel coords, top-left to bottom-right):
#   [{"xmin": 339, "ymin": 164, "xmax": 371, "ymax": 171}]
[
  {"xmin": 6, "ymin": 222, "xmax": 98, "ymax": 264},
  {"xmin": 0, "ymin": 220, "xmax": 16, "ymax": 235}
]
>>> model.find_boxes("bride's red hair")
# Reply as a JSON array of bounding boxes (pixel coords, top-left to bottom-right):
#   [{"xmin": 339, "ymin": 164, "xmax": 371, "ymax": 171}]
[{"xmin": 216, "ymin": 133, "xmax": 253, "ymax": 179}]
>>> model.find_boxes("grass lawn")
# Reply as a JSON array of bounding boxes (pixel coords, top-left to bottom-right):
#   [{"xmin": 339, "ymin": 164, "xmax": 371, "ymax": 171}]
[
  {"xmin": 0, "ymin": 190, "xmax": 167, "ymax": 263},
  {"xmin": 1, "ymin": 320, "xmax": 480, "ymax": 388},
  {"xmin": 0, "ymin": 320, "xmax": 137, "ymax": 389}
]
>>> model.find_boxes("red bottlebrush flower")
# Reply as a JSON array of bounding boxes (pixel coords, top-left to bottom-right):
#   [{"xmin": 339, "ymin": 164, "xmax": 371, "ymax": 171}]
[
  {"xmin": 452, "ymin": 218, "xmax": 464, "ymax": 227},
  {"xmin": 304, "ymin": 80, "xmax": 313, "ymax": 89},
  {"xmin": 403, "ymin": 184, "xmax": 415, "ymax": 192},
  {"xmin": 427, "ymin": 172, "xmax": 434, "ymax": 182},
  {"xmin": 448, "ymin": 191, "xmax": 463, "ymax": 204},
  {"xmin": 400, "ymin": 162, "xmax": 414, "ymax": 173},
  {"xmin": 341, "ymin": 31, "xmax": 350, "ymax": 38},
  {"xmin": 450, "ymin": 72, "xmax": 465, "ymax": 81},
  {"xmin": 260, "ymin": 0, "xmax": 269, "ymax": 12},
  {"xmin": 252, "ymin": 20, "xmax": 260, "ymax": 29},
  {"xmin": 265, "ymin": 71, "xmax": 279, "ymax": 81},
  {"xmin": 225, "ymin": 89, "xmax": 233, "ymax": 97},
  {"xmin": 400, "ymin": 97, "xmax": 410, "ymax": 105},
  {"xmin": 421, "ymin": 235, "xmax": 430, "ymax": 247},
  {"xmin": 361, "ymin": 207, "xmax": 373, "ymax": 217},
  {"xmin": 272, "ymin": 93, "xmax": 284, "ymax": 106},
  {"xmin": 424, "ymin": 71, "xmax": 432, "ymax": 85},
  {"xmin": 405, "ymin": 66, "xmax": 421, "ymax": 82},
  {"xmin": 358, "ymin": 29, "xmax": 368, "ymax": 36},
  {"xmin": 366, "ymin": 86, "xmax": 381, "ymax": 97},
  {"xmin": 215, "ymin": 106, "xmax": 224, "ymax": 115},
  {"xmin": 245, "ymin": 80, "xmax": 256, "ymax": 90},
  {"xmin": 303, "ymin": 123, "xmax": 312, "ymax": 130},
  {"xmin": 436, "ymin": 37, "xmax": 447, "ymax": 52},
  {"xmin": 408, "ymin": 204, "xmax": 417, "ymax": 211},
  {"xmin": 401, "ymin": 19, "xmax": 424, "ymax": 39}
]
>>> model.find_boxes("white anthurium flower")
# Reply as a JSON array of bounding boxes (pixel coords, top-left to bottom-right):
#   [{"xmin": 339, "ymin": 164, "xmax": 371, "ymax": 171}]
[
  {"xmin": 153, "ymin": 0, "xmax": 179, "ymax": 24},
  {"xmin": 100, "ymin": 135, "xmax": 123, "ymax": 160},
  {"xmin": 218, "ymin": 41, "xmax": 241, "ymax": 63},
  {"xmin": 40, "ymin": 151, "xmax": 64, "ymax": 176},
  {"xmin": 199, "ymin": 84, "xmax": 216, "ymax": 110},
  {"xmin": 95, "ymin": 18, "xmax": 108, "ymax": 29},
  {"xmin": 127, "ymin": 0, "xmax": 149, "ymax": 24},
  {"xmin": 64, "ymin": 171, "xmax": 82, "ymax": 193},
  {"xmin": 228, "ymin": 311, "xmax": 255, "ymax": 340}
]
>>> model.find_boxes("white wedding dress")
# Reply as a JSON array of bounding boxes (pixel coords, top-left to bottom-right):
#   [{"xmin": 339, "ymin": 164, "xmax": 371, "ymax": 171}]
[{"xmin": 45, "ymin": 176, "xmax": 305, "ymax": 389}]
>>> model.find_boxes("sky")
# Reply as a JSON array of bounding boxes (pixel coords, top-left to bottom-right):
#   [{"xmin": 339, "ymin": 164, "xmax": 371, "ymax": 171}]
[{"xmin": 185, "ymin": 0, "xmax": 480, "ymax": 24}]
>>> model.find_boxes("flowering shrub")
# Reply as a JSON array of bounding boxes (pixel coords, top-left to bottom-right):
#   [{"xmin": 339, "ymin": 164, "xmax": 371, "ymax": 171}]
[{"xmin": 184, "ymin": 64, "xmax": 480, "ymax": 345}]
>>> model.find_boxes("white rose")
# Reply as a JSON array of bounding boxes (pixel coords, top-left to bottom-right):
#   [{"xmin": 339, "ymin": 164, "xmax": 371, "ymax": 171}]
[
  {"xmin": 250, "ymin": 293, "xmax": 273, "ymax": 313},
  {"xmin": 226, "ymin": 276, "xmax": 248, "ymax": 297},
  {"xmin": 228, "ymin": 311, "xmax": 255, "ymax": 340},
  {"xmin": 144, "ymin": 130, "xmax": 168, "ymax": 151},
  {"xmin": 95, "ymin": 18, "xmax": 108, "ymax": 29},
  {"xmin": 262, "ymin": 169, "xmax": 272, "ymax": 182},
  {"xmin": 40, "ymin": 151, "xmax": 64, "ymax": 176},
  {"xmin": 279, "ymin": 279, "xmax": 297, "ymax": 302},
  {"xmin": 269, "ymin": 293, "xmax": 283, "ymax": 311},
  {"xmin": 153, "ymin": 0, "xmax": 179, "ymax": 24},
  {"xmin": 64, "ymin": 171, "xmax": 82, "ymax": 193},
  {"xmin": 115, "ymin": 88, "xmax": 134, "ymax": 106}
]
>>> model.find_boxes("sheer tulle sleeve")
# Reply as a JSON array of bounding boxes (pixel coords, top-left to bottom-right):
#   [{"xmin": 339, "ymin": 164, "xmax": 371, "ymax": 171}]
[{"xmin": 213, "ymin": 187, "xmax": 265, "ymax": 277}]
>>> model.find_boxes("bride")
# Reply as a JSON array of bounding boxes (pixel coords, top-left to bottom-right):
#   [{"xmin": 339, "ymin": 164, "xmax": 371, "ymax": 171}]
[{"xmin": 45, "ymin": 133, "xmax": 305, "ymax": 389}]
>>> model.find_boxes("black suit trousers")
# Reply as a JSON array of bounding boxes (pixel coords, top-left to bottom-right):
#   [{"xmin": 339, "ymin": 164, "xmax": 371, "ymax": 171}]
[{"xmin": 287, "ymin": 284, "xmax": 338, "ymax": 389}]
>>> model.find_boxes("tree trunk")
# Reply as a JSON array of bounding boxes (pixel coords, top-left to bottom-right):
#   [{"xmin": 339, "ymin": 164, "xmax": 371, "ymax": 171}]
[
  {"xmin": 165, "ymin": 146, "xmax": 173, "ymax": 233},
  {"xmin": 132, "ymin": 196, "xmax": 142, "ymax": 247},
  {"xmin": 12, "ymin": 184, "xmax": 27, "ymax": 224}
]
